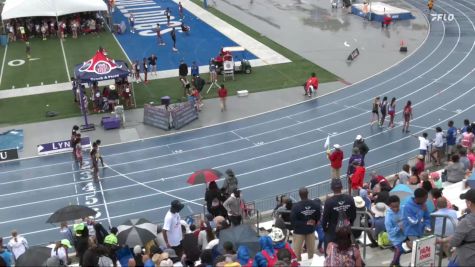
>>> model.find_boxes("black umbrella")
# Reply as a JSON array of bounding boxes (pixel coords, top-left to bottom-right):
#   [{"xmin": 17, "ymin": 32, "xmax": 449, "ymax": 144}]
[
  {"xmin": 117, "ymin": 218, "xmax": 157, "ymax": 247},
  {"xmin": 218, "ymin": 224, "xmax": 260, "ymax": 257},
  {"xmin": 46, "ymin": 204, "xmax": 97, "ymax": 223},
  {"xmin": 16, "ymin": 246, "xmax": 51, "ymax": 267}
]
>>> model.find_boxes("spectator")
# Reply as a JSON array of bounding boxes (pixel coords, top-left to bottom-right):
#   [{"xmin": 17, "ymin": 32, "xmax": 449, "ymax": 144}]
[
  {"xmin": 371, "ymin": 202, "xmax": 387, "ymax": 238},
  {"xmin": 191, "ymin": 61, "xmax": 199, "ymax": 77},
  {"xmin": 467, "ymin": 145, "xmax": 475, "ymax": 170},
  {"xmin": 430, "ymin": 172, "xmax": 443, "ymax": 189},
  {"xmin": 132, "ymin": 245, "xmax": 144, "ymax": 267},
  {"xmin": 430, "ymin": 127, "xmax": 444, "ymax": 166},
  {"xmin": 385, "ymin": 195, "xmax": 409, "ymax": 267},
  {"xmin": 179, "ymin": 60, "xmax": 188, "ymax": 81},
  {"xmin": 222, "ymin": 169, "xmax": 238, "ymax": 198},
  {"xmin": 359, "ymin": 187, "xmax": 372, "ymax": 210},
  {"xmin": 353, "ymin": 135, "xmax": 369, "ymax": 166},
  {"xmin": 236, "ymin": 245, "xmax": 253, "ymax": 267},
  {"xmin": 7, "ymin": 230, "xmax": 28, "ymax": 260},
  {"xmin": 254, "ymin": 236, "xmax": 277, "ymax": 267},
  {"xmin": 198, "ymin": 222, "xmax": 215, "ymax": 251},
  {"xmin": 443, "ymin": 189, "xmax": 475, "ymax": 266},
  {"xmin": 350, "ymin": 161, "xmax": 365, "ymax": 196},
  {"xmin": 327, "ymin": 144, "xmax": 344, "ymax": 179},
  {"xmin": 414, "ymin": 132, "xmax": 430, "ymax": 158},
  {"xmin": 322, "ymin": 179, "xmax": 357, "ymax": 255},
  {"xmin": 398, "ymin": 164, "xmax": 411, "ymax": 185},
  {"xmin": 290, "ymin": 187, "xmax": 321, "ymax": 261},
  {"xmin": 0, "ymin": 237, "xmax": 13, "ymax": 267},
  {"xmin": 447, "ymin": 120, "xmax": 457, "ymax": 160},
  {"xmin": 59, "ymin": 221, "xmax": 74, "ymax": 245},
  {"xmin": 324, "ymin": 226, "xmax": 363, "ymax": 267},
  {"xmin": 205, "ymin": 181, "xmax": 227, "ymax": 218},
  {"xmin": 74, "ymin": 224, "xmax": 89, "ymax": 266},
  {"xmin": 275, "ymin": 198, "xmax": 293, "ymax": 231},
  {"xmin": 269, "ymin": 227, "xmax": 298, "ymax": 267},
  {"xmin": 222, "ymin": 241, "xmax": 237, "ymax": 262},
  {"xmin": 414, "ymin": 155, "xmax": 425, "ymax": 176},
  {"xmin": 432, "ymin": 197, "xmax": 458, "ymax": 237},
  {"xmin": 51, "ymin": 239, "xmax": 71, "ymax": 266},
  {"xmin": 369, "ymin": 171, "xmax": 385, "ymax": 190},
  {"xmin": 446, "ymin": 154, "xmax": 466, "ymax": 183},
  {"xmin": 223, "ymin": 189, "xmax": 243, "ymax": 226},
  {"xmin": 461, "ymin": 126, "xmax": 474, "ymax": 149},
  {"xmin": 163, "ymin": 200, "xmax": 185, "ymax": 258},
  {"xmin": 459, "ymin": 148, "xmax": 471, "ymax": 171},
  {"xmin": 419, "ymin": 172, "xmax": 435, "ymax": 189},
  {"xmin": 197, "ymin": 249, "xmax": 213, "ymax": 267},
  {"xmin": 402, "ymin": 188, "xmax": 431, "ymax": 244},
  {"xmin": 347, "ymin": 147, "xmax": 362, "ymax": 177}
]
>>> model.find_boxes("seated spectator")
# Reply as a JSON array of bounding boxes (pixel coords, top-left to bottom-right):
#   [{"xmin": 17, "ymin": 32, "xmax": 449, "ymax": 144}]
[
  {"xmin": 430, "ymin": 172, "xmax": 443, "ymax": 189},
  {"xmin": 371, "ymin": 202, "xmax": 387, "ymax": 238},
  {"xmin": 414, "ymin": 155, "xmax": 425, "ymax": 176},
  {"xmin": 459, "ymin": 148, "xmax": 471, "ymax": 171},
  {"xmin": 385, "ymin": 196, "xmax": 409, "ymax": 267},
  {"xmin": 359, "ymin": 187, "xmax": 372, "ymax": 211},
  {"xmin": 198, "ymin": 222, "xmax": 215, "ymax": 251},
  {"xmin": 324, "ymin": 226, "xmax": 362, "ymax": 267},
  {"xmin": 398, "ymin": 164, "xmax": 411, "ymax": 185},
  {"xmin": 236, "ymin": 246, "xmax": 253, "ymax": 267},
  {"xmin": 402, "ymin": 188, "xmax": 431, "ymax": 243},
  {"xmin": 196, "ymin": 249, "xmax": 213, "ymax": 267},
  {"xmin": 432, "ymin": 197, "xmax": 458, "ymax": 237},
  {"xmin": 446, "ymin": 154, "xmax": 467, "ymax": 183},
  {"xmin": 369, "ymin": 171, "xmax": 385, "ymax": 190},
  {"xmin": 373, "ymin": 190, "xmax": 390, "ymax": 205},
  {"xmin": 222, "ymin": 241, "xmax": 237, "ymax": 262},
  {"xmin": 254, "ymin": 236, "xmax": 277, "ymax": 267},
  {"xmin": 419, "ymin": 172, "xmax": 436, "ymax": 189},
  {"xmin": 407, "ymin": 172, "xmax": 420, "ymax": 191},
  {"xmin": 269, "ymin": 227, "xmax": 298, "ymax": 267},
  {"xmin": 276, "ymin": 248, "xmax": 293, "ymax": 266}
]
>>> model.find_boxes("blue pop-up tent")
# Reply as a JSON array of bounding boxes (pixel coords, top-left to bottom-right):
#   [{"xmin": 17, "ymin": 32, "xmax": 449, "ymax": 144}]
[{"xmin": 74, "ymin": 50, "xmax": 131, "ymax": 131}]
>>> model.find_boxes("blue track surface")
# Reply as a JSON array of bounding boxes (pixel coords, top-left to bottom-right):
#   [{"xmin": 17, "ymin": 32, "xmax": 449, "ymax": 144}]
[
  {"xmin": 1, "ymin": 0, "xmax": 475, "ymax": 246},
  {"xmin": 113, "ymin": 0, "xmax": 256, "ymax": 70}
]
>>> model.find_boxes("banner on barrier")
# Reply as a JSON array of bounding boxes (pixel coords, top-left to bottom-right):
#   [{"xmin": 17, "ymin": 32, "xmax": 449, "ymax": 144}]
[
  {"xmin": 37, "ymin": 137, "xmax": 91, "ymax": 156},
  {"xmin": 0, "ymin": 148, "xmax": 19, "ymax": 162},
  {"xmin": 143, "ymin": 104, "xmax": 170, "ymax": 130},
  {"xmin": 410, "ymin": 235, "xmax": 436, "ymax": 267}
]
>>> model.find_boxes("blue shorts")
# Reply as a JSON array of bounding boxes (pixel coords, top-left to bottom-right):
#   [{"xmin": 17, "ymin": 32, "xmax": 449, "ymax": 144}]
[{"xmin": 420, "ymin": 149, "xmax": 427, "ymax": 156}]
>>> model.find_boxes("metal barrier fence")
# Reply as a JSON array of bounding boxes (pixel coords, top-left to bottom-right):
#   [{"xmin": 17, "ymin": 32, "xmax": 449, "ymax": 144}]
[{"xmin": 430, "ymin": 213, "xmax": 458, "ymax": 267}]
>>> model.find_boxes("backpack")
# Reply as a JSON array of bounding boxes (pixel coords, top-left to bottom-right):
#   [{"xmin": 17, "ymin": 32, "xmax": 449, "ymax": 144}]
[
  {"xmin": 336, "ymin": 206, "xmax": 351, "ymax": 231},
  {"xmin": 98, "ymin": 255, "xmax": 114, "ymax": 267},
  {"xmin": 261, "ymin": 250, "xmax": 278, "ymax": 267},
  {"xmin": 324, "ymin": 244, "xmax": 357, "ymax": 267},
  {"xmin": 377, "ymin": 232, "xmax": 391, "ymax": 248}
]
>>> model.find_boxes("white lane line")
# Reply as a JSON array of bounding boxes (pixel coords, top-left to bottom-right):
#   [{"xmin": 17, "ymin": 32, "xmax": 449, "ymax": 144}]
[
  {"xmin": 97, "ymin": 179, "xmax": 112, "ymax": 228},
  {"xmin": 231, "ymin": 130, "xmax": 249, "ymax": 141},
  {"xmin": 72, "ymin": 163, "xmax": 79, "ymax": 205},
  {"xmin": 0, "ymin": 44, "xmax": 8, "ymax": 88},
  {"xmin": 59, "ymin": 39, "xmax": 71, "ymax": 80}
]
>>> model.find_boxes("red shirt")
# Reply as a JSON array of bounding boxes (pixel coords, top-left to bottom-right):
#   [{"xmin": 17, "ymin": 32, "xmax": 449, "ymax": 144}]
[
  {"xmin": 305, "ymin": 76, "xmax": 318, "ymax": 90},
  {"xmin": 218, "ymin": 87, "xmax": 227, "ymax": 98},
  {"xmin": 351, "ymin": 166, "xmax": 366, "ymax": 190},
  {"xmin": 415, "ymin": 160, "xmax": 425, "ymax": 175},
  {"xmin": 328, "ymin": 150, "xmax": 344, "ymax": 169},
  {"xmin": 383, "ymin": 16, "xmax": 392, "ymax": 25}
]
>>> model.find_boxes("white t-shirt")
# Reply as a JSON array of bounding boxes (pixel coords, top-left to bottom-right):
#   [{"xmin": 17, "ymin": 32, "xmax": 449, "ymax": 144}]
[
  {"xmin": 434, "ymin": 132, "xmax": 444, "ymax": 148},
  {"xmin": 51, "ymin": 247, "xmax": 67, "ymax": 263},
  {"xmin": 418, "ymin": 136, "xmax": 430, "ymax": 150},
  {"xmin": 163, "ymin": 211, "xmax": 182, "ymax": 247}
]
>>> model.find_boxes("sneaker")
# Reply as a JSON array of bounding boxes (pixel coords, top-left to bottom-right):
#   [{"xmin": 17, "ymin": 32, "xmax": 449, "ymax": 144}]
[{"xmin": 172, "ymin": 47, "xmax": 178, "ymax": 52}]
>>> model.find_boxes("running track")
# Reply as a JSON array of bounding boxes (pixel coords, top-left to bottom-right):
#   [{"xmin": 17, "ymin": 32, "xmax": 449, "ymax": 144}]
[{"xmin": 1, "ymin": 0, "xmax": 475, "ymax": 246}]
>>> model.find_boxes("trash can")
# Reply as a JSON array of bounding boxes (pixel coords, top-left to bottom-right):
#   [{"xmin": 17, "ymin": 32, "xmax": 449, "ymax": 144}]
[{"xmin": 0, "ymin": 35, "xmax": 8, "ymax": 47}]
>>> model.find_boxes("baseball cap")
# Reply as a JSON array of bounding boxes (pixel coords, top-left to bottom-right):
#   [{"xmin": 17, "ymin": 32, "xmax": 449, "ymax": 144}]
[
  {"xmin": 333, "ymin": 144, "xmax": 341, "ymax": 149},
  {"xmin": 331, "ymin": 179, "xmax": 343, "ymax": 190},
  {"xmin": 460, "ymin": 189, "xmax": 475, "ymax": 202},
  {"xmin": 61, "ymin": 239, "xmax": 72, "ymax": 248},
  {"xmin": 171, "ymin": 200, "xmax": 184, "ymax": 212},
  {"xmin": 356, "ymin": 135, "xmax": 363, "ymax": 140}
]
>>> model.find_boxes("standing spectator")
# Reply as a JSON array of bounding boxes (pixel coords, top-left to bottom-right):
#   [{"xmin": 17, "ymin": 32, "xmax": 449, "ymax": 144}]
[
  {"xmin": 218, "ymin": 84, "xmax": 228, "ymax": 112},
  {"xmin": 445, "ymin": 154, "xmax": 466, "ymax": 183},
  {"xmin": 7, "ymin": 230, "xmax": 28, "ymax": 260},
  {"xmin": 347, "ymin": 147, "xmax": 362, "ymax": 177},
  {"xmin": 205, "ymin": 181, "xmax": 226, "ymax": 217},
  {"xmin": 142, "ymin": 58, "xmax": 149, "ymax": 84},
  {"xmin": 402, "ymin": 100, "xmax": 412, "ymax": 133},
  {"xmin": 269, "ymin": 227, "xmax": 298, "ymax": 267},
  {"xmin": 370, "ymin": 96, "xmax": 380, "ymax": 126},
  {"xmin": 59, "ymin": 222, "xmax": 74, "ymax": 244},
  {"xmin": 171, "ymin": 27, "xmax": 178, "ymax": 52},
  {"xmin": 223, "ymin": 189, "xmax": 243, "ymax": 226},
  {"xmin": 402, "ymin": 188, "xmax": 431, "ymax": 245},
  {"xmin": 322, "ymin": 179, "xmax": 357, "ymax": 255},
  {"xmin": 163, "ymin": 200, "xmax": 185, "ymax": 258},
  {"xmin": 350, "ymin": 162, "xmax": 365, "ymax": 196},
  {"xmin": 192, "ymin": 75, "xmax": 205, "ymax": 93},
  {"xmin": 461, "ymin": 127, "xmax": 475, "ymax": 149},
  {"xmin": 129, "ymin": 13, "xmax": 135, "ymax": 33},
  {"xmin": 156, "ymin": 24, "xmax": 165, "ymax": 45},
  {"xmin": 387, "ymin": 97, "xmax": 396, "ymax": 128},
  {"xmin": 461, "ymin": 119, "xmax": 470, "ymax": 134},
  {"xmin": 179, "ymin": 60, "xmax": 188, "ymax": 82},
  {"xmin": 73, "ymin": 224, "xmax": 89, "ymax": 266},
  {"xmin": 327, "ymin": 144, "xmax": 344, "ymax": 179},
  {"xmin": 0, "ymin": 237, "xmax": 12, "ymax": 267},
  {"xmin": 324, "ymin": 226, "xmax": 362, "ymax": 267},
  {"xmin": 290, "ymin": 187, "xmax": 321, "ymax": 261},
  {"xmin": 148, "ymin": 54, "xmax": 158, "ymax": 76},
  {"xmin": 385, "ymin": 195, "xmax": 408, "ymax": 267},
  {"xmin": 191, "ymin": 61, "xmax": 199, "ymax": 77},
  {"xmin": 222, "ymin": 169, "xmax": 238, "ymax": 198},
  {"xmin": 430, "ymin": 127, "xmax": 444, "ymax": 166},
  {"xmin": 414, "ymin": 155, "xmax": 425, "ymax": 176},
  {"xmin": 254, "ymin": 236, "xmax": 277, "ymax": 267},
  {"xmin": 444, "ymin": 189, "xmax": 475, "ymax": 266},
  {"xmin": 353, "ymin": 135, "xmax": 369, "ymax": 166},
  {"xmin": 379, "ymin": 96, "xmax": 388, "ymax": 127},
  {"xmin": 50, "ymin": 240, "xmax": 71, "ymax": 266},
  {"xmin": 467, "ymin": 146, "xmax": 475, "ymax": 171},
  {"xmin": 447, "ymin": 120, "xmax": 457, "ymax": 160},
  {"xmin": 414, "ymin": 132, "xmax": 430, "ymax": 158}
]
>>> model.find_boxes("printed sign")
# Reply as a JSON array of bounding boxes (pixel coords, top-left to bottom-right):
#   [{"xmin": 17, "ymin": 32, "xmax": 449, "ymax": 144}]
[
  {"xmin": 0, "ymin": 148, "xmax": 19, "ymax": 161},
  {"xmin": 410, "ymin": 235, "xmax": 436, "ymax": 267},
  {"xmin": 143, "ymin": 104, "xmax": 170, "ymax": 130},
  {"xmin": 37, "ymin": 137, "xmax": 91, "ymax": 156},
  {"xmin": 347, "ymin": 48, "xmax": 360, "ymax": 61},
  {"xmin": 170, "ymin": 102, "xmax": 198, "ymax": 130}
]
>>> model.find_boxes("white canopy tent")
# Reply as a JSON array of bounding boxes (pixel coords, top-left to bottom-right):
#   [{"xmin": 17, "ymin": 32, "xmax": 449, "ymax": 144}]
[{"xmin": 1, "ymin": 0, "xmax": 108, "ymax": 20}]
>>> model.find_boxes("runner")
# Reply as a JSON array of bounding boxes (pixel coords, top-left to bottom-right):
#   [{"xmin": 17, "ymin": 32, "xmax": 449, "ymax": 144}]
[
  {"xmin": 90, "ymin": 142, "xmax": 99, "ymax": 181},
  {"xmin": 75, "ymin": 133, "xmax": 84, "ymax": 169},
  {"xmin": 71, "ymin": 125, "xmax": 79, "ymax": 160},
  {"xmin": 171, "ymin": 27, "xmax": 178, "ymax": 52},
  {"xmin": 387, "ymin": 97, "xmax": 396, "ymax": 128},
  {"xmin": 129, "ymin": 13, "xmax": 135, "ymax": 33},
  {"xmin": 370, "ymin": 97, "xmax": 380, "ymax": 126},
  {"xmin": 95, "ymin": 139, "xmax": 104, "ymax": 167},
  {"xmin": 379, "ymin": 96, "xmax": 388, "ymax": 127},
  {"xmin": 156, "ymin": 24, "xmax": 165, "ymax": 45},
  {"xmin": 402, "ymin": 100, "xmax": 412, "ymax": 133},
  {"xmin": 142, "ymin": 58, "xmax": 149, "ymax": 84},
  {"xmin": 165, "ymin": 8, "xmax": 171, "ymax": 26},
  {"xmin": 178, "ymin": 2, "xmax": 184, "ymax": 20}
]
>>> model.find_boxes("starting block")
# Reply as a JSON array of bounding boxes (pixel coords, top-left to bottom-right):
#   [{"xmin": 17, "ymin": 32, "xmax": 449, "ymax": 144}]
[{"xmin": 237, "ymin": 90, "xmax": 249, "ymax": 97}]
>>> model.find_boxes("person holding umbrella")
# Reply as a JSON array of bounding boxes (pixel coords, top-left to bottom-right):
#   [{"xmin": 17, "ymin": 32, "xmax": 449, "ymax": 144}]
[{"xmin": 163, "ymin": 200, "xmax": 185, "ymax": 258}]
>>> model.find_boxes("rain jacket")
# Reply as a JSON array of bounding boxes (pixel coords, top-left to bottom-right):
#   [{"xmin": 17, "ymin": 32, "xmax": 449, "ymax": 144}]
[
  {"xmin": 402, "ymin": 198, "xmax": 431, "ymax": 237},
  {"xmin": 253, "ymin": 236, "xmax": 276, "ymax": 267},
  {"xmin": 384, "ymin": 208, "xmax": 406, "ymax": 245},
  {"xmin": 237, "ymin": 245, "xmax": 253, "ymax": 267},
  {"xmin": 273, "ymin": 241, "xmax": 299, "ymax": 267}
]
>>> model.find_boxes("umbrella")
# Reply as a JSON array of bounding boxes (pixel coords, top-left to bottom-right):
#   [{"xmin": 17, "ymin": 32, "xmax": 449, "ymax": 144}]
[
  {"xmin": 117, "ymin": 218, "xmax": 156, "ymax": 247},
  {"xmin": 16, "ymin": 246, "xmax": 51, "ymax": 267},
  {"xmin": 217, "ymin": 224, "xmax": 260, "ymax": 257},
  {"xmin": 187, "ymin": 169, "xmax": 223, "ymax": 185},
  {"xmin": 390, "ymin": 184, "xmax": 435, "ymax": 212},
  {"xmin": 46, "ymin": 204, "xmax": 97, "ymax": 223}
]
